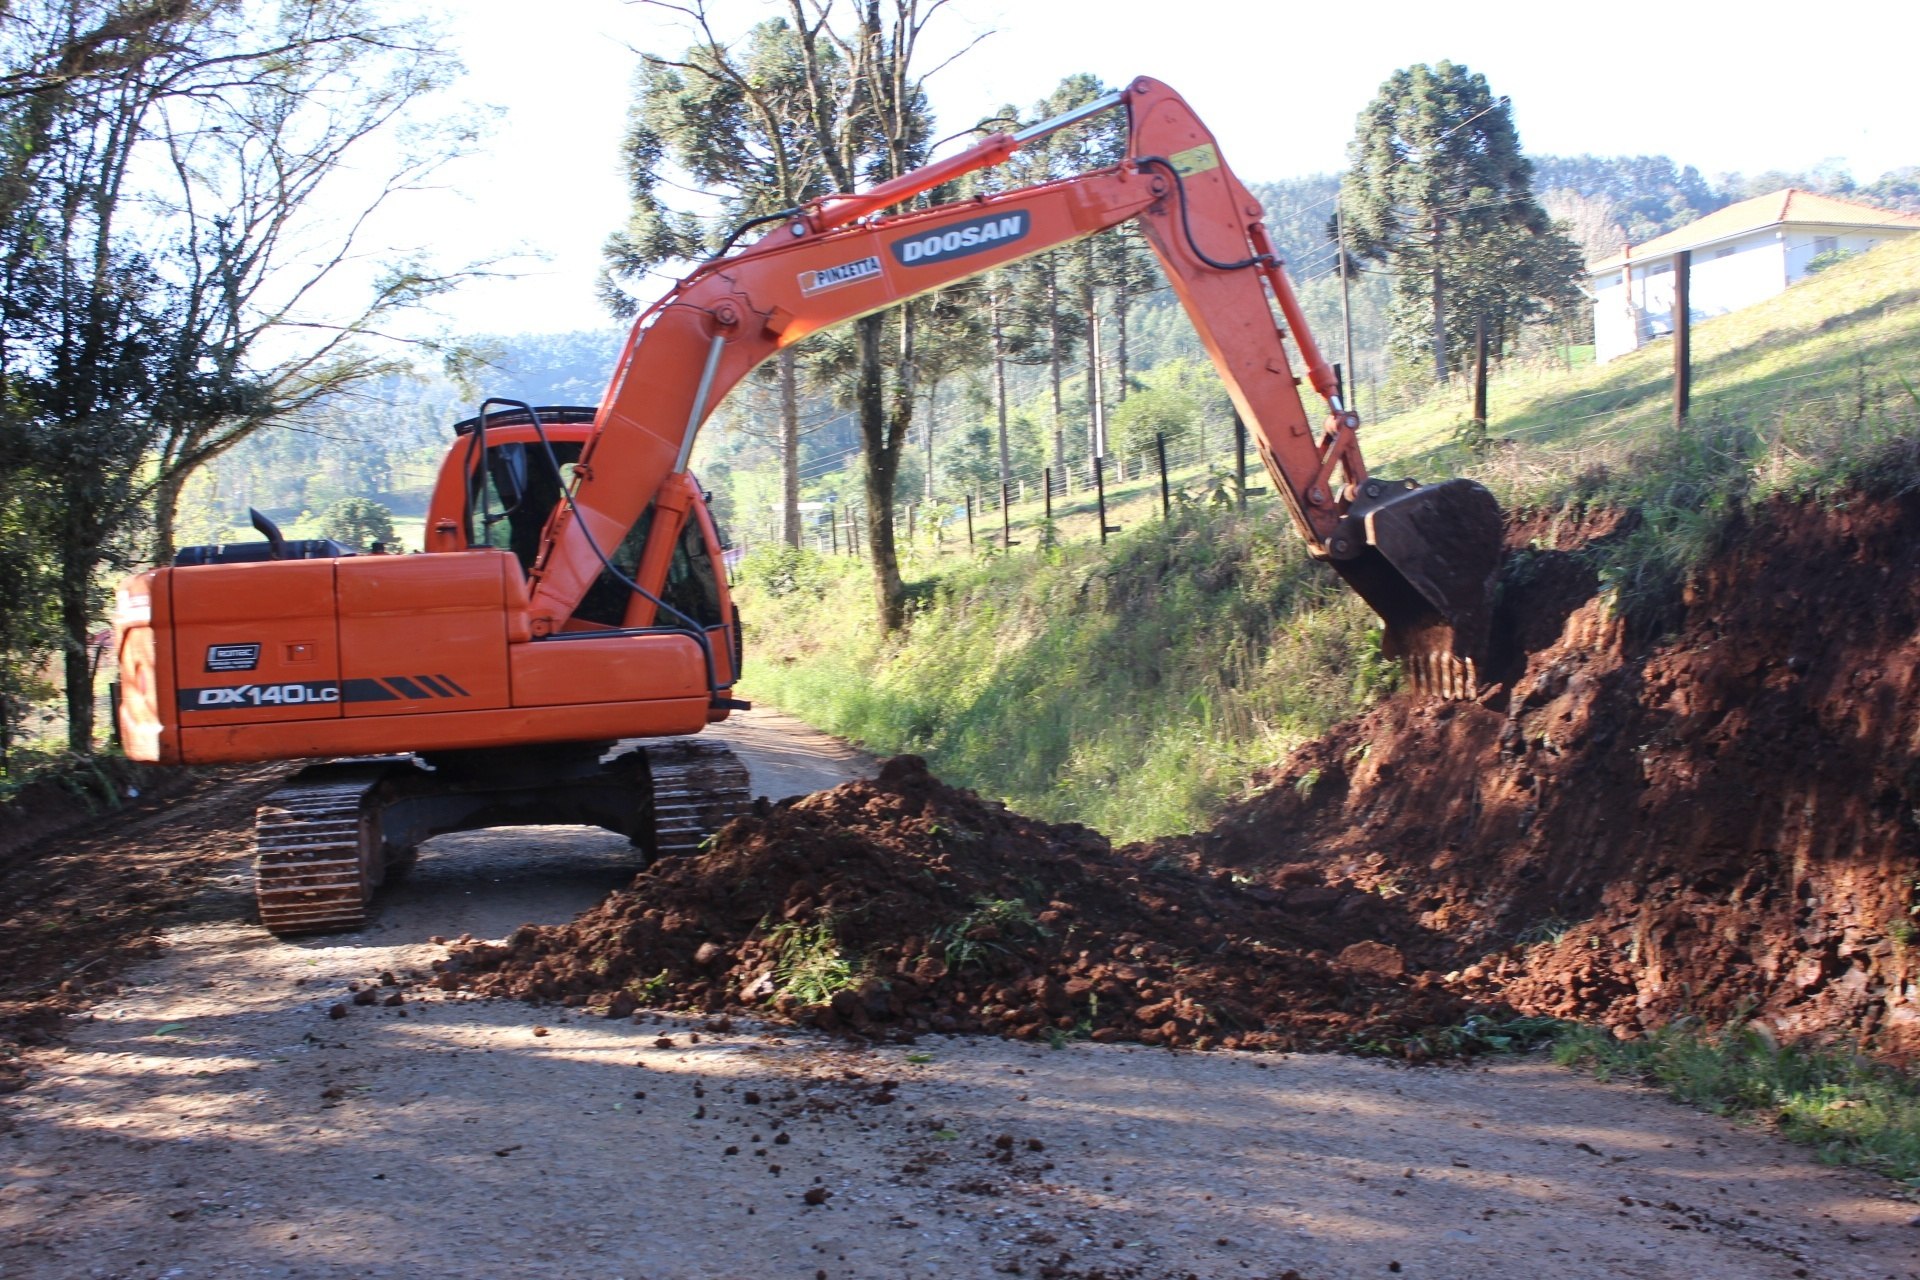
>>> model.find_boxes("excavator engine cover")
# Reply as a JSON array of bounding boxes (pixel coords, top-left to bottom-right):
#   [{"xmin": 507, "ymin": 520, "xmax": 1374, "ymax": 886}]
[{"xmin": 1331, "ymin": 478, "xmax": 1505, "ymax": 696}]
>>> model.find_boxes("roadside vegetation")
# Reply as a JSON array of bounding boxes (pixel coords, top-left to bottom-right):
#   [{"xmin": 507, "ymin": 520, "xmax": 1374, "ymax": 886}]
[
  {"xmin": 1556, "ymin": 1020, "xmax": 1920, "ymax": 1186},
  {"xmin": 739, "ymin": 515, "xmax": 1390, "ymax": 841}
]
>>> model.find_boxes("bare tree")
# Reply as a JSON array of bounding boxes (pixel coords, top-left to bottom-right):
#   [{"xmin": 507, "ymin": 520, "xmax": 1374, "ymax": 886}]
[{"xmin": 142, "ymin": 0, "xmax": 471, "ymax": 562}]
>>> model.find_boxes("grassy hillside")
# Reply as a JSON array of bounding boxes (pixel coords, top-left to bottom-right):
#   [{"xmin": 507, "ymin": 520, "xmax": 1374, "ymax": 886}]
[{"xmin": 737, "ymin": 237, "xmax": 1920, "ymax": 839}]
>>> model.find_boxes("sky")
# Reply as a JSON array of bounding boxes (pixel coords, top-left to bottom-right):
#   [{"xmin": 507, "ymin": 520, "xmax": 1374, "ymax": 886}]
[{"xmin": 377, "ymin": 0, "xmax": 1919, "ymax": 339}]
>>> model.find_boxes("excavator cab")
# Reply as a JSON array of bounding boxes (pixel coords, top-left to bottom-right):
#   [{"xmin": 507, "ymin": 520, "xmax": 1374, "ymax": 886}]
[{"xmin": 440, "ymin": 403, "xmax": 741, "ymax": 651}]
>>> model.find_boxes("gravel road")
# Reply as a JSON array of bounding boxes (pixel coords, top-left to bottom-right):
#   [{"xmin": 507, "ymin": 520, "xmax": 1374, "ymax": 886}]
[{"xmin": 2, "ymin": 708, "xmax": 1914, "ymax": 1279}]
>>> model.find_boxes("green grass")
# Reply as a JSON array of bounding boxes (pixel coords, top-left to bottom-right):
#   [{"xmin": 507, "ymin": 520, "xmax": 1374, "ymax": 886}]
[
  {"xmin": 1556, "ymin": 1020, "xmax": 1920, "ymax": 1185},
  {"xmin": 766, "ymin": 918, "xmax": 856, "ymax": 1005},
  {"xmin": 737, "ymin": 237, "xmax": 1920, "ymax": 840},
  {"xmin": 739, "ymin": 511, "xmax": 1394, "ymax": 841},
  {"xmin": 1363, "ymin": 234, "xmax": 1920, "ymax": 473}
]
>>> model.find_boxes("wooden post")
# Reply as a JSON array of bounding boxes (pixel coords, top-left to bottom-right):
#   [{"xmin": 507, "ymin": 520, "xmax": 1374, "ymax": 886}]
[
  {"xmin": 965, "ymin": 492, "xmax": 975, "ymax": 551},
  {"xmin": 1001, "ymin": 482, "xmax": 1019, "ymax": 547},
  {"xmin": 1472, "ymin": 315, "xmax": 1489, "ymax": 427},
  {"xmin": 1234, "ymin": 411, "xmax": 1248, "ymax": 511},
  {"xmin": 1043, "ymin": 467, "xmax": 1053, "ymax": 523},
  {"xmin": 1095, "ymin": 456, "xmax": 1120, "ymax": 544},
  {"xmin": 830, "ymin": 507, "xmax": 839, "ymax": 555},
  {"xmin": 1673, "ymin": 248, "xmax": 1692, "ymax": 425},
  {"xmin": 1156, "ymin": 432, "xmax": 1170, "ymax": 518}
]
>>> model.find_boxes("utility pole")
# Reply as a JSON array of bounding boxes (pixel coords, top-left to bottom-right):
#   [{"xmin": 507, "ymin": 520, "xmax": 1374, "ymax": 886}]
[{"xmin": 1673, "ymin": 249, "xmax": 1692, "ymax": 425}]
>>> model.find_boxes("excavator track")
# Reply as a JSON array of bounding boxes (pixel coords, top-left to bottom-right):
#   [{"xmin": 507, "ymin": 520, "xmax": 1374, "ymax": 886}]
[
  {"xmin": 645, "ymin": 738, "xmax": 753, "ymax": 856},
  {"xmin": 254, "ymin": 769, "xmax": 385, "ymax": 936},
  {"xmin": 250, "ymin": 740, "xmax": 750, "ymax": 937}
]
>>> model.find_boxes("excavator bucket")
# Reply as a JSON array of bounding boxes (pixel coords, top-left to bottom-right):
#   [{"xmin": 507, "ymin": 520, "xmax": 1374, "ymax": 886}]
[{"xmin": 1331, "ymin": 478, "xmax": 1505, "ymax": 697}]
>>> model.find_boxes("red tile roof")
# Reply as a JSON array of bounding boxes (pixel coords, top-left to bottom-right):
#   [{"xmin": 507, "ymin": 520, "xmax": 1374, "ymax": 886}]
[{"xmin": 1588, "ymin": 189, "xmax": 1920, "ymax": 271}]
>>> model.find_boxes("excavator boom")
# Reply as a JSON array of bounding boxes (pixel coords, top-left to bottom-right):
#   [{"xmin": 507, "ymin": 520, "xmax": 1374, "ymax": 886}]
[{"xmin": 531, "ymin": 77, "xmax": 1501, "ymax": 681}]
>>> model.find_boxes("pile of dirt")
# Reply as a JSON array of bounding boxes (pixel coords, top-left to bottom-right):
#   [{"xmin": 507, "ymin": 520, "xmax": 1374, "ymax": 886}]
[
  {"xmin": 444, "ymin": 755, "xmax": 1484, "ymax": 1055},
  {"xmin": 1175, "ymin": 491, "xmax": 1920, "ymax": 1060}
]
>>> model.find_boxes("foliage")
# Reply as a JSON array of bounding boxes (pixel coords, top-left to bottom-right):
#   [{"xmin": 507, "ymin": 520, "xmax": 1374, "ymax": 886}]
[
  {"xmin": 1349, "ymin": 1014, "xmax": 1565, "ymax": 1062},
  {"xmin": 1804, "ymin": 247, "xmax": 1859, "ymax": 275},
  {"xmin": 766, "ymin": 918, "xmax": 855, "ymax": 1004},
  {"xmin": 1530, "ymin": 153, "xmax": 1725, "ymax": 246},
  {"xmin": 734, "ymin": 543, "xmax": 833, "ymax": 600},
  {"xmin": 0, "ymin": 0, "xmax": 465, "ymax": 758},
  {"xmin": 1109, "ymin": 383, "xmax": 1198, "ymax": 455},
  {"xmin": 319, "ymin": 497, "xmax": 396, "ymax": 552},
  {"xmin": 1341, "ymin": 62, "xmax": 1584, "ymax": 382},
  {"xmin": 934, "ymin": 897, "xmax": 1043, "ymax": 971},
  {"xmin": 1556, "ymin": 1020, "xmax": 1920, "ymax": 1183}
]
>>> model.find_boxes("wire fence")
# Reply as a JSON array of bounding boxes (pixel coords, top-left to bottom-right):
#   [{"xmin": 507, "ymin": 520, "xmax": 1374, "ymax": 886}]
[{"xmin": 730, "ymin": 347, "xmax": 1912, "ymax": 567}]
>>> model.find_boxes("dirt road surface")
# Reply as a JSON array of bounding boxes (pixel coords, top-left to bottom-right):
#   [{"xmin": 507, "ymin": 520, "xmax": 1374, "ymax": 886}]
[{"xmin": 3, "ymin": 708, "xmax": 1915, "ymax": 1279}]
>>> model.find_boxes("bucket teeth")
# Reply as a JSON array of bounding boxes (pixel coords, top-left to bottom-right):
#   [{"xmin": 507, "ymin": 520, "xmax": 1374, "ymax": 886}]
[{"xmin": 1409, "ymin": 651, "xmax": 1477, "ymax": 700}]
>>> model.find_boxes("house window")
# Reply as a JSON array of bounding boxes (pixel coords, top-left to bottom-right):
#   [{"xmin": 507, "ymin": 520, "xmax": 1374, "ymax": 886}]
[{"xmin": 1814, "ymin": 236, "xmax": 1838, "ymax": 256}]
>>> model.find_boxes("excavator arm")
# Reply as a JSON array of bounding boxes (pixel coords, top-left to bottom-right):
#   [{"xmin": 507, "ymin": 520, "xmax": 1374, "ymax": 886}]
[{"xmin": 532, "ymin": 77, "xmax": 1502, "ymax": 689}]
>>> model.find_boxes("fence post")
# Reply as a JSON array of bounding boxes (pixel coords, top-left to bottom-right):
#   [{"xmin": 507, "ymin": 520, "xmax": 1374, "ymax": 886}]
[
  {"xmin": 966, "ymin": 492, "xmax": 975, "ymax": 551},
  {"xmin": 1673, "ymin": 248, "xmax": 1692, "ymax": 425},
  {"xmin": 1156, "ymin": 432, "xmax": 1170, "ymax": 519},
  {"xmin": 1095, "ymin": 456, "xmax": 1120, "ymax": 544},
  {"xmin": 1043, "ymin": 467, "xmax": 1052, "ymax": 523},
  {"xmin": 1234, "ymin": 412, "xmax": 1248, "ymax": 512},
  {"xmin": 1001, "ymin": 481, "xmax": 1019, "ymax": 548},
  {"xmin": 830, "ymin": 507, "xmax": 840, "ymax": 555}
]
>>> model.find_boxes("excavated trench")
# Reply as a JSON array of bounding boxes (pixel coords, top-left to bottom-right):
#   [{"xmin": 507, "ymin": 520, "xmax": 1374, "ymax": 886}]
[{"xmin": 446, "ymin": 490, "xmax": 1920, "ymax": 1062}]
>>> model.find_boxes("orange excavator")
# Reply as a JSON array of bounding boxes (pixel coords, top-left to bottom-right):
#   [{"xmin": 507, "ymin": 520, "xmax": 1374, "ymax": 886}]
[{"xmin": 112, "ymin": 77, "xmax": 1503, "ymax": 935}]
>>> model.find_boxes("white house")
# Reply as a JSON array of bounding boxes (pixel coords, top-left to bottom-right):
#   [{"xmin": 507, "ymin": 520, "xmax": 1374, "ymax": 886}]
[{"xmin": 1587, "ymin": 190, "xmax": 1920, "ymax": 363}]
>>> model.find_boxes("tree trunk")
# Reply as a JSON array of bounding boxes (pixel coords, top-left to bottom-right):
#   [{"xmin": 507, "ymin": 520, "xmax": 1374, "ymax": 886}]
[
  {"xmin": 61, "ymin": 564, "xmax": 94, "ymax": 754},
  {"xmin": 1472, "ymin": 314, "xmax": 1488, "ymax": 424},
  {"xmin": 1431, "ymin": 213, "xmax": 1449, "ymax": 382},
  {"xmin": 856, "ymin": 312, "xmax": 906, "ymax": 630},
  {"xmin": 151, "ymin": 467, "xmax": 186, "ymax": 565},
  {"xmin": 1114, "ymin": 278, "xmax": 1129, "ymax": 404},
  {"xmin": 991, "ymin": 288, "xmax": 1010, "ymax": 488},
  {"xmin": 778, "ymin": 347, "xmax": 801, "ymax": 548},
  {"xmin": 1089, "ymin": 297, "xmax": 1105, "ymax": 458},
  {"xmin": 1047, "ymin": 263, "xmax": 1065, "ymax": 485}
]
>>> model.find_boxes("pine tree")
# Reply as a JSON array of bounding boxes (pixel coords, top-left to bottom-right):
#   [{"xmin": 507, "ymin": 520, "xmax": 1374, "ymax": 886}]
[{"xmin": 1341, "ymin": 62, "xmax": 1582, "ymax": 382}]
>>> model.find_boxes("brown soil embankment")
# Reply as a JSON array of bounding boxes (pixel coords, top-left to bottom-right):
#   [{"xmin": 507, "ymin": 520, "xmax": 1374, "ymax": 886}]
[{"xmin": 1184, "ymin": 491, "xmax": 1920, "ymax": 1058}]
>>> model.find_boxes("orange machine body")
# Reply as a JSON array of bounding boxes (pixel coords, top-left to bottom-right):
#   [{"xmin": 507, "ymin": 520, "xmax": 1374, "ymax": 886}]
[{"xmin": 115, "ymin": 419, "xmax": 740, "ymax": 766}]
